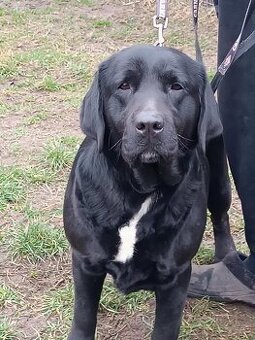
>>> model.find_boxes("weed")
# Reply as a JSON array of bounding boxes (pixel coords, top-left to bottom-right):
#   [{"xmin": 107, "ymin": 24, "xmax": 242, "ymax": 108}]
[{"xmin": 9, "ymin": 221, "xmax": 68, "ymax": 262}]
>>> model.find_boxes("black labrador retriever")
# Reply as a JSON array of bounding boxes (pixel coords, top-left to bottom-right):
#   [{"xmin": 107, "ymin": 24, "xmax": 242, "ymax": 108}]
[{"xmin": 64, "ymin": 45, "xmax": 234, "ymax": 340}]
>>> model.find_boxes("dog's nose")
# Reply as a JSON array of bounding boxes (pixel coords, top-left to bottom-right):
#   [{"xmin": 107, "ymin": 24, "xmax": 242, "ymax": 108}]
[{"xmin": 135, "ymin": 112, "xmax": 164, "ymax": 136}]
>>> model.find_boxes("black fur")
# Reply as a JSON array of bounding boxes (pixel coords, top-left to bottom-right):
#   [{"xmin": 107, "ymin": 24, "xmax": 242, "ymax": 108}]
[{"xmin": 64, "ymin": 45, "xmax": 235, "ymax": 340}]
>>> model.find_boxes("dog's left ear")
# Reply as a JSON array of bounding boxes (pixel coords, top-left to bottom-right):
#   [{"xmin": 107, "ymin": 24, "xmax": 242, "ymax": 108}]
[
  {"xmin": 80, "ymin": 69, "xmax": 105, "ymax": 152},
  {"xmin": 198, "ymin": 77, "xmax": 223, "ymax": 152}
]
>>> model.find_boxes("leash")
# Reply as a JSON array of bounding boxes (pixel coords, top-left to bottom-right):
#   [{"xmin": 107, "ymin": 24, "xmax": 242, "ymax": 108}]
[
  {"xmin": 192, "ymin": 0, "xmax": 203, "ymax": 64},
  {"xmin": 211, "ymin": 0, "xmax": 255, "ymax": 92},
  {"xmin": 153, "ymin": 0, "xmax": 169, "ymax": 46}
]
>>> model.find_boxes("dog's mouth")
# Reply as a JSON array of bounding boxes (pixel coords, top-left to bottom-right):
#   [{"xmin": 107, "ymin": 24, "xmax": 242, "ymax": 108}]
[{"xmin": 140, "ymin": 151, "xmax": 160, "ymax": 164}]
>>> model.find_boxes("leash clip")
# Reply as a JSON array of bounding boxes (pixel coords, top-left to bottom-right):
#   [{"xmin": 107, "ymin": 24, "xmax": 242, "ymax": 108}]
[{"xmin": 153, "ymin": 15, "xmax": 168, "ymax": 47}]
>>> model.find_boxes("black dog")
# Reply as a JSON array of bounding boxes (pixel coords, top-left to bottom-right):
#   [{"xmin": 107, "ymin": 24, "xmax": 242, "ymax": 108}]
[{"xmin": 64, "ymin": 45, "xmax": 235, "ymax": 340}]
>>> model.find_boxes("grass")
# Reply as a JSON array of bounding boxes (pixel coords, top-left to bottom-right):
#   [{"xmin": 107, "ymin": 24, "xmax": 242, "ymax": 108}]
[
  {"xmin": 25, "ymin": 166, "xmax": 57, "ymax": 184},
  {"xmin": 92, "ymin": 20, "xmax": 112, "ymax": 28},
  {"xmin": 25, "ymin": 111, "xmax": 49, "ymax": 125},
  {"xmin": 0, "ymin": 320, "xmax": 17, "ymax": 340},
  {"xmin": 193, "ymin": 245, "xmax": 214, "ymax": 265},
  {"xmin": 42, "ymin": 283, "xmax": 73, "ymax": 321},
  {"xmin": 0, "ymin": 284, "xmax": 20, "ymax": 308},
  {"xmin": 99, "ymin": 280, "xmax": 153, "ymax": 314},
  {"xmin": 9, "ymin": 221, "xmax": 68, "ymax": 262},
  {"xmin": 43, "ymin": 136, "xmax": 80, "ymax": 171},
  {"xmin": 38, "ymin": 76, "xmax": 62, "ymax": 92},
  {"xmin": 0, "ymin": 164, "xmax": 59, "ymax": 211},
  {"xmin": 0, "ymin": 167, "xmax": 25, "ymax": 211},
  {"xmin": 180, "ymin": 299, "xmax": 225, "ymax": 339},
  {"xmin": 0, "ymin": 102, "xmax": 9, "ymax": 117},
  {"xmin": 42, "ymin": 280, "xmax": 153, "ymax": 321},
  {"xmin": 0, "ymin": 60, "xmax": 17, "ymax": 79}
]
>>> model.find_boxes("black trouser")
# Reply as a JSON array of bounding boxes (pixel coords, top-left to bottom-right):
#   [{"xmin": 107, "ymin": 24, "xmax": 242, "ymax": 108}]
[{"xmin": 216, "ymin": 0, "xmax": 255, "ymax": 263}]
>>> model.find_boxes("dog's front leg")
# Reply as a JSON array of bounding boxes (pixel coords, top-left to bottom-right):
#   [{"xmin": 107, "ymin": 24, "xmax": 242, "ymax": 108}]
[
  {"xmin": 151, "ymin": 265, "xmax": 191, "ymax": 340},
  {"xmin": 68, "ymin": 252, "xmax": 106, "ymax": 340}
]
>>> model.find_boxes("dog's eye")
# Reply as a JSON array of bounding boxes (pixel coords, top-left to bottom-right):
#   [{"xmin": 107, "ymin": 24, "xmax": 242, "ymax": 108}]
[
  {"xmin": 170, "ymin": 83, "xmax": 183, "ymax": 91},
  {"xmin": 119, "ymin": 82, "xmax": 130, "ymax": 90}
]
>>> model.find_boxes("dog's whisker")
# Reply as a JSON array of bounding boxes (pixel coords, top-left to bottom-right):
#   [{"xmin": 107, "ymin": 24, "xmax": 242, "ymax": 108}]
[
  {"xmin": 178, "ymin": 139, "xmax": 190, "ymax": 151},
  {"xmin": 109, "ymin": 139, "xmax": 122, "ymax": 150},
  {"xmin": 177, "ymin": 134, "xmax": 195, "ymax": 142}
]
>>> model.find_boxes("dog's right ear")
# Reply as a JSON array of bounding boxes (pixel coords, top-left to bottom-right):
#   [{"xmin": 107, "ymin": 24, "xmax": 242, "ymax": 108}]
[{"xmin": 80, "ymin": 70, "xmax": 105, "ymax": 152}]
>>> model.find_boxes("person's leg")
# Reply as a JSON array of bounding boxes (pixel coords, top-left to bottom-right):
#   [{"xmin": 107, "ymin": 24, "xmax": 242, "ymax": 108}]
[
  {"xmin": 217, "ymin": 0, "xmax": 255, "ymax": 274},
  {"xmin": 188, "ymin": 0, "xmax": 255, "ymax": 305}
]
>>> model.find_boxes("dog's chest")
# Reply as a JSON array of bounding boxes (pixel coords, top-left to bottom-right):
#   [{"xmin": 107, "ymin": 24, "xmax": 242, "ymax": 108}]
[{"xmin": 114, "ymin": 196, "xmax": 153, "ymax": 263}]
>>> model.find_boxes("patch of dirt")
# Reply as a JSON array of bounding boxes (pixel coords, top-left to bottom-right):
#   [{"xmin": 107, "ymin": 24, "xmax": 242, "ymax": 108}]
[{"xmin": 0, "ymin": 0, "xmax": 52, "ymax": 10}]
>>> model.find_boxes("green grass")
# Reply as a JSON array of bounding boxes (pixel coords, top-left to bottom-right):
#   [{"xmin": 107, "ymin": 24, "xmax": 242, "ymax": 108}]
[
  {"xmin": 43, "ymin": 136, "xmax": 80, "ymax": 171},
  {"xmin": 207, "ymin": 69, "xmax": 216, "ymax": 82},
  {"xmin": 38, "ymin": 76, "xmax": 62, "ymax": 92},
  {"xmin": 9, "ymin": 221, "xmax": 68, "ymax": 262},
  {"xmin": 0, "ymin": 320, "xmax": 17, "ymax": 340},
  {"xmin": 193, "ymin": 245, "xmax": 214, "ymax": 265},
  {"xmin": 0, "ymin": 102, "xmax": 9, "ymax": 117},
  {"xmin": 99, "ymin": 280, "xmax": 153, "ymax": 314},
  {"xmin": 42, "ymin": 280, "xmax": 153, "ymax": 321},
  {"xmin": 180, "ymin": 300, "xmax": 224, "ymax": 339},
  {"xmin": 0, "ymin": 284, "xmax": 20, "ymax": 308},
  {"xmin": 0, "ymin": 8, "xmax": 6, "ymax": 17},
  {"xmin": 0, "ymin": 167, "xmax": 25, "ymax": 211},
  {"xmin": 21, "ymin": 204, "xmax": 43, "ymax": 221},
  {"xmin": 25, "ymin": 166, "xmax": 56, "ymax": 184},
  {"xmin": 77, "ymin": 0, "xmax": 94, "ymax": 5},
  {"xmin": 0, "ymin": 60, "xmax": 18, "ymax": 79},
  {"xmin": 15, "ymin": 49, "xmax": 68, "ymax": 68},
  {"xmin": 25, "ymin": 111, "xmax": 49, "ymax": 125},
  {"xmin": 92, "ymin": 20, "xmax": 112, "ymax": 28},
  {"xmin": 42, "ymin": 283, "xmax": 73, "ymax": 320}
]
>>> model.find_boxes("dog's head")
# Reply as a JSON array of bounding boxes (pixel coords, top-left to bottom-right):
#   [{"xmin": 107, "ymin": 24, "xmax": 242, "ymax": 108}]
[{"xmin": 81, "ymin": 45, "xmax": 222, "ymax": 171}]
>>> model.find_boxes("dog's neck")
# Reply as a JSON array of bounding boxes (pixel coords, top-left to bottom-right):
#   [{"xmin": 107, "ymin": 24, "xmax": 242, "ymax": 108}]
[{"xmin": 105, "ymin": 147, "xmax": 198, "ymax": 196}]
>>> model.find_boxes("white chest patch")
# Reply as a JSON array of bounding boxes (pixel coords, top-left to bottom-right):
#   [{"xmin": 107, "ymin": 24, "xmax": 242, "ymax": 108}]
[{"xmin": 114, "ymin": 196, "xmax": 152, "ymax": 263}]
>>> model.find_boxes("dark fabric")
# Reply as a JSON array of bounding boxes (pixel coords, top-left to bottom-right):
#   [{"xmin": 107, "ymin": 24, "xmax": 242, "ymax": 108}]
[{"xmin": 217, "ymin": 0, "xmax": 255, "ymax": 257}]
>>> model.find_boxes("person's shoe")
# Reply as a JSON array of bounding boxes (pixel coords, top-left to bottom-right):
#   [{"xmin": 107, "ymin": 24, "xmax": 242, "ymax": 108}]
[{"xmin": 188, "ymin": 251, "xmax": 255, "ymax": 306}]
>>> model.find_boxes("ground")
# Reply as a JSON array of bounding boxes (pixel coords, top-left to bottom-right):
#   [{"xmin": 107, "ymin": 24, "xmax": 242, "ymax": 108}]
[{"xmin": 0, "ymin": 0, "xmax": 254, "ymax": 339}]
